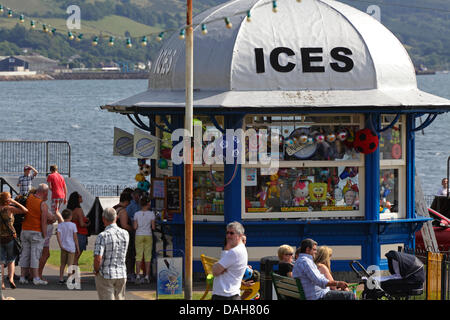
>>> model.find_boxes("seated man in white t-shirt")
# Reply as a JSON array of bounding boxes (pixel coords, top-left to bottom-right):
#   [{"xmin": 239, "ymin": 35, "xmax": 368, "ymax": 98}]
[{"xmin": 211, "ymin": 221, "xmax": 248, "ymax": 300}]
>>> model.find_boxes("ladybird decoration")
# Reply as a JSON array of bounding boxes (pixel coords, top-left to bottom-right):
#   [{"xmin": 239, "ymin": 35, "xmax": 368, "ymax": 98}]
[{"xmin": 353, "ymin": 128, "xmax": 379, "ymax": 154}]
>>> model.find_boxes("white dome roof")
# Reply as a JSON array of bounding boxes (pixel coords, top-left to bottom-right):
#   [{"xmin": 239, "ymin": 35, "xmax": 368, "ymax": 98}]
[
  {"xmin": 150, "ymin": 0, "xmax": 416, "ymax": 91},
  {"xmin": 104, "ymin": 0, "xmax": 450, "ymax": 111}
]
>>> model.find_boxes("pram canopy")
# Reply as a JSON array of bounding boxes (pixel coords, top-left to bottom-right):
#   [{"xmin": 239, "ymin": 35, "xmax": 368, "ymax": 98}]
[{"xmin": 385, "ymin": 250, "xmax": 425, "ymax": 284}]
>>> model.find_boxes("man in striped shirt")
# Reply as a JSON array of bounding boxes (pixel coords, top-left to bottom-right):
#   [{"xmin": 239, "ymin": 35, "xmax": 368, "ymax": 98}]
[
  {"xmin": 292, "ymin": 238, "xmax": 355, "ymax": 300},
  {"xmin": 93, "ymin": 207, "xmax": 129, "ymax": 300},
  {"xmin": 17, "ymin": 165, "xmax": 38, "ymax": 196}
]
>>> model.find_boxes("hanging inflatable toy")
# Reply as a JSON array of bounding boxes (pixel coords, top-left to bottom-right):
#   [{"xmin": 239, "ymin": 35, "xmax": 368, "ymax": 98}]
[
  {"xmin": 353, "ymin": 128, "xmax": 379, "ymax": 154},
  {"xmin": 299, "ymin": 134, "xmax": 308, "ymax": 144},
  {"xmin": 315, "ymin": 133, "xmax": 325, "ymax": 143},
  {"xmin": 326, "ymin": 133, "xmax": 336, "ymax": 143},
  {"xmin": 158, "ymin": 158, "xmax": 168, "ymax": 169},
  {"xmin": 135, "ymin": 173, "xmax": 150, "ymax": 192},
  {"xmin": 337, "ymin": 128, "xmax": 348, "ymax": 141},
  {"xmin": 391, "ymin": 143, "xmax": 402, "ymax": 159},
  {"xmin": 285, "ymin": 128, "xmax": 317, "ymax": 160},
  {"xmin": 137, "ymin": 179, "xmax": 150, "ymax": 192},
  {"xmin": 135, "ymin": 173, "xmax": 145, "ymax": 182},
  {"xmin": 139, "ymin": 163, "xmax": 151, "ymax": 176}
]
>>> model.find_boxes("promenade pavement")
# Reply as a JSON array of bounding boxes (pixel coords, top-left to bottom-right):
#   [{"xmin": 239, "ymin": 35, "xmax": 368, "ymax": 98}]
[{"xmin": 1, "ymin": 234, "xmax": 205, "ymax": 300}]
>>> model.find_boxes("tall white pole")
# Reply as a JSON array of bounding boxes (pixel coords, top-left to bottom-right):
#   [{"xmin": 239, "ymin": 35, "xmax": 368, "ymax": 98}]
[{"xmin": 184, "ymin": 0, "xmax": 194, "ymax": 301}]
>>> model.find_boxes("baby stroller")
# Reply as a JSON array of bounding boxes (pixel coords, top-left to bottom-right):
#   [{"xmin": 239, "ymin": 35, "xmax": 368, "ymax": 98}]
[{"xmin": 350, "ymin": 250, "xmax": 425, "ymax": 300}]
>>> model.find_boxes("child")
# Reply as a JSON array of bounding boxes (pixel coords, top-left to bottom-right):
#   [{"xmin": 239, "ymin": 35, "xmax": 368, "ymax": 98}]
[
  {"xmin": 133, "ymin": 196, "xmax": 155, "ymax": 284},
  {"xmin": 56, "ymin": 209, "xmax": 79, "ymax": 284}
]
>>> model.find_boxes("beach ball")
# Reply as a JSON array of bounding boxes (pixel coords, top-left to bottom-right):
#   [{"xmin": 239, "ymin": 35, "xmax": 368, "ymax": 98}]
[
  {"xmin": 161, "ymin": 148, "xmax": 172, "ymax": 159},
  {"xmin": 158, "ymin": 158, "xmax": 168, "ymax": 169},
  {"xmin": 299, "ymin": 135, "xmax": 308, "ymax": 144},
  {"xmin": 326, "ymin": 133, "xmax": 336, "ymax": 143},
  {"xmin": 137, "ymin": 180, "xmax": 150, "ymax": 192},
  {"xmin": 338, "ymin": 130, "xmax": 348, "ymax": 141},
  {"xmin": 315, "ymin": 134, "xmax": 325, "ymax": 143},
  {"xmin": 353, "ymin": 128, "xmax": 379, "ymax": 154}
]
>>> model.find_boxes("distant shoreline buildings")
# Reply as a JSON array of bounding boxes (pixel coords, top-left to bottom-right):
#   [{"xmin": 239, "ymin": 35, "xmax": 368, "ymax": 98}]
[{"xmin": 0, "ymin": 54, "xmax": 150, "ymax": 80}]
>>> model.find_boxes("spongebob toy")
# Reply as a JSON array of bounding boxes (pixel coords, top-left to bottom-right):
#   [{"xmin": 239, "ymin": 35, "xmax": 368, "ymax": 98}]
[{"xmin": 309, "ymin": 183, "xmax": 327, "ymax": 202}]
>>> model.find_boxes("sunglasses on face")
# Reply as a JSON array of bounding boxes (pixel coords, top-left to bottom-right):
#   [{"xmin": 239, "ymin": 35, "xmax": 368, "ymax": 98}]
[
  {"xmin": 285, "ymin": 253, "xmax": 293, "ymax": 256},
  {"xmin": 226, "ymin": 231, "xmax": 235, "ymax": 235}
]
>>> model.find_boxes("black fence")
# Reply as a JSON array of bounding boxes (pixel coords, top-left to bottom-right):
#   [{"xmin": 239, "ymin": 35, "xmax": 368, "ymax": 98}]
[
  {"xmin": 0, "ymin": 140, "xmax": 71, "ymax": 176},
  {"xmin": 423, "ymin": 195, "xmax": 436, "ymax": 208},
  {"xmin": 82, "ymin": 184, "xmax": 133, "ymax": 197}
]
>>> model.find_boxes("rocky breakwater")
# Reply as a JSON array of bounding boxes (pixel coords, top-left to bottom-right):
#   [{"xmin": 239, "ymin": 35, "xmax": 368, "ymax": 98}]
[
  {"xmin": 0, "ymin": 73, "xmax": 54, "ymax": 81},
  {"xmin": 49, "ymin": 71, "xmax": 149, "ymax": 80}
]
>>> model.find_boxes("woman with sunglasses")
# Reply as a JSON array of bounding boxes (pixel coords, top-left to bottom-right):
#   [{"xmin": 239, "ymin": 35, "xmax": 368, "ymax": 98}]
[{"xmin": 277, "ymin": 244, "xmax": 294, "ymax": 277}]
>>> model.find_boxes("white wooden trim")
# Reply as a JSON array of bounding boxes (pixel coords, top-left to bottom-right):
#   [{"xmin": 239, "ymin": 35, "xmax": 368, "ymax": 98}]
[
  {"xmin": 379, "ymin": 165, "xmax": 406, "ymax": 219},
  {"xmin": 193, "ymin": 245, "xmax": 362, "ymax": 261},
  {"xmin": 381, "ymin": 244, "xmax": 404, "ymax": 257}
]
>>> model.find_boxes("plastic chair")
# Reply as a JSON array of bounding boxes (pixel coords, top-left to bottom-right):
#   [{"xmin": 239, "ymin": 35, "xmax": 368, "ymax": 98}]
[{"xmin": 200, "ymin": 254, "xmax": 260, "ymax": 300}]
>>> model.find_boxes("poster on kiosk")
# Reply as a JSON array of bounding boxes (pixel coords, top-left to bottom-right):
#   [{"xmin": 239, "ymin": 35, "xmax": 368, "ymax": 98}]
[{"xmin": 157, "ymin": 257, "xmax": 183, "ymax": 298}]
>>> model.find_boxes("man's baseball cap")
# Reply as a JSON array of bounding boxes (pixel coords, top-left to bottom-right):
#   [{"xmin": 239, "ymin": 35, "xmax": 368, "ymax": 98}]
[{"xmin": 24, "ymin": 166, "xmax": 31, "ymax": 170}]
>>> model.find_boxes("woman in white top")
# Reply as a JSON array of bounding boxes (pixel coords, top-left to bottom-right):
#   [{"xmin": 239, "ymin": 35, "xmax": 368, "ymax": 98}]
[{"xmin": 133, "ymin": 196, "xmax": 155, "ymax": 284}]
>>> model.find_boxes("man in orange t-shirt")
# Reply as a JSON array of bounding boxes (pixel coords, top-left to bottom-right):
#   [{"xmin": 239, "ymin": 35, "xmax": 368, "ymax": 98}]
[{"xmin": 19, "ymin": 184, "xmax": 52, "ymax": 285}]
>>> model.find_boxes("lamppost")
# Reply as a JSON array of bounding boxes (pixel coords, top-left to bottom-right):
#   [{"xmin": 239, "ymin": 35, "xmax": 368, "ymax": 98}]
[{"xmin": 184, "ymin": 0, "xmax": 194, "ymax": 300}]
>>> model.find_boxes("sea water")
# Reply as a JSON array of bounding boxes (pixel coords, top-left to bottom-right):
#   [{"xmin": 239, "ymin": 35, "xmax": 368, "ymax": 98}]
[{"xmin": 0, "ymin": 74, "xmax": 448, "ymax": 195}]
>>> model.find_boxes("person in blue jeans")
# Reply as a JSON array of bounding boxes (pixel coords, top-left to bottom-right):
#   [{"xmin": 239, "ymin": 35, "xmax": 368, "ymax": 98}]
[
  {"xmin": 125, "ymin": 189, "xmax": 142, "ymax": 281},
  {"xmin": 292, "ymin": 238, "xmax": 356, "ymax": 300}
]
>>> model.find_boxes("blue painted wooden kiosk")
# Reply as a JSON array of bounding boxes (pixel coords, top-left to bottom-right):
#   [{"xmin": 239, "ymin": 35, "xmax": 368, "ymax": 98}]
[{"xmin": 102, "ymin": 0, "xmax": 450, "ymax": 272}]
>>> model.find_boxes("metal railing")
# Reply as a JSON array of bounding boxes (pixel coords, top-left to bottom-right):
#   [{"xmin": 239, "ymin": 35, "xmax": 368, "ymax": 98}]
[
  {"xmin": 82, "ymin": 184, "xmax": 133, "ymax": 197},
  {"xmin": 403, "ymin": 247, "xmax": 450, "ymax": 300},
  {"xmin": 0, "ymin": 140, "xmax": 71, "ymax": 176}
]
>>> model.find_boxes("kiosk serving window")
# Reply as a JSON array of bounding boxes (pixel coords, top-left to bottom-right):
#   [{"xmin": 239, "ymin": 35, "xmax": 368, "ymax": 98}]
[
  {"xmin": 379, "ymin": 115, "xmax": 404, "ymax": 161},
  {"xmin": 192, "ymin": 115, "xmax": 225, "ymax": 221},
  {"xmin": 242, "ymin": 114, "xmax": 364, "ymax": 219},
  {"xmin": 379, "ymin": 115, "xmax": 406, "ymax": 219},
  {"xmin": 193, "ymin": 169, "xmax": 224, "ymax": 218}
]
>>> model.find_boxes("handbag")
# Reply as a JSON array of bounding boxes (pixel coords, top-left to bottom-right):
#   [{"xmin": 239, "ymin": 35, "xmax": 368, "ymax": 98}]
[
  {"xmin": 0, "ymin": 212, "xmax": 22, "ymax": 254},
  {"xmin": 12, "ymin": 236, "xmax": 22, "ymax": 255}
]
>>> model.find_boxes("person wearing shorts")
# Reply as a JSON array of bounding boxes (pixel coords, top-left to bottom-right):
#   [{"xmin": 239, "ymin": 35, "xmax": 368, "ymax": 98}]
[
  {"xmin": 40, "ymin": 165, "xmax": 65, "ymax": 280},
  {"xmin": 56, "ymin": 209, "xmax": 79, "ymax": 284},
  {"xmin": 132, "ymin": 196, "xmax": 155, "ymax": 284},
  {"xmin": 47, "ymin": 165, "xmax": 67, "ymax": 215},
  {"xmin": 19, "ymin": 184, "xmax": 49, "ymax": 285}
]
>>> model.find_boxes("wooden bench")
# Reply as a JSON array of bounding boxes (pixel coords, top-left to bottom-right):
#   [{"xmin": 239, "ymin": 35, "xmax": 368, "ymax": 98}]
[
  {"xmin": 271, "ymin": 272, "xmax": 306, "ymax": 300},
  {"xmin": 200, "ymin": 254, "xmax": 260, "ymax": 300}
]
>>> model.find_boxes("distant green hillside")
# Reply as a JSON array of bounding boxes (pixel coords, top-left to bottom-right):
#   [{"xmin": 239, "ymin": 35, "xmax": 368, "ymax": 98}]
[
  {"xmin": 0, "ymin": 15, "xmax": 160, "ymax": 37},
  {"xmin": 0, "ymin": 0, "xmax": 448, "ymax": 69},
  {"xmin": 339, "ymin": 0, "xmax": 450, "ymax": 70}
]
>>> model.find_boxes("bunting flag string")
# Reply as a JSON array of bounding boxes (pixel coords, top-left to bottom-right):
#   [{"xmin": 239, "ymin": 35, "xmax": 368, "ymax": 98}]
[
  {"xmin": 0, "ymin": 0, "xmax": 301, "ymax": 48},
  {"xmin": 1, "ymin": 0, "xmax": 448, "ymax": 48}
]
